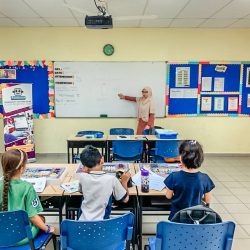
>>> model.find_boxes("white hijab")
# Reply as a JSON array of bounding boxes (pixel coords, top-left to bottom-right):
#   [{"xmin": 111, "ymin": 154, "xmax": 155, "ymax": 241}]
[{"xmin": 136, "ymin": 86, "xmax": 155, "ymax": 122}]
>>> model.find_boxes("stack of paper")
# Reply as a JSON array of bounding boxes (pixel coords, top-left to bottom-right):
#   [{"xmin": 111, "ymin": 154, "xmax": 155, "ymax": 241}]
[{"xmin": 132, "ymin": 169, "xmax": 165, "ymax": 191}]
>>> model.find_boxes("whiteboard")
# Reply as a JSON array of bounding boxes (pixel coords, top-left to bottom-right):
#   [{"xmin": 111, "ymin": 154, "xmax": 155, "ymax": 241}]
[{"xmin": 54, "ymin": 62, "xmax": 166, "ymax": 117}]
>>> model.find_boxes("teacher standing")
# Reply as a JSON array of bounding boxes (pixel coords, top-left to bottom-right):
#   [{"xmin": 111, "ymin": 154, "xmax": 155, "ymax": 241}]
[{"xmin": 118, "ymin": 86, "xmax": 155, "ymax": 135}]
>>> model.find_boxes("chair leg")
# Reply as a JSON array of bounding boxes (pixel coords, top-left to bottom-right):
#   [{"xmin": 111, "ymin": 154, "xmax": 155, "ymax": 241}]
[{"xmin": 52, "ymin": 235, "xmax": 57, "ymax": 250}]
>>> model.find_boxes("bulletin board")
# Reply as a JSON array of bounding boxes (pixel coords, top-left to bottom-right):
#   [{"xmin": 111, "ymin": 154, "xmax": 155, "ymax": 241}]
[
  {"xmin": 166, "ymin": 61, "xmax": 250, "ymax": 117},
  {"xmin": 0, "ymin": 60, "xmax": 54, "ymax": 118},
  {"xmin": 167, "ymin": 62, "xmax": 199, "ymax": 116},
  {"xmin": 241, "ymin": 63, "xmax": 250, "ymax": 115}
]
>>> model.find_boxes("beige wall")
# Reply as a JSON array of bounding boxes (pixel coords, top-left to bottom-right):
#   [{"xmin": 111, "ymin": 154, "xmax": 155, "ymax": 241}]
[{"xmin": 0, "ymin": 27, "xmax": 250, "ymax": 153}]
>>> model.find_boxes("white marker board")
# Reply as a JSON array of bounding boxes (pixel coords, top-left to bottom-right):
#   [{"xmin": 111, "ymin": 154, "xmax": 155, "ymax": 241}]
[{"xmin": 54, "ymin": 62, "xmax": 166, "ymax": 117}]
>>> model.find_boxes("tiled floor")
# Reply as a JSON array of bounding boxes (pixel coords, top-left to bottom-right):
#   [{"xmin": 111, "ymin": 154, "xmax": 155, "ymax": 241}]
[{"xmin": 30, "ymin": 154, "xmax": 250, "ymax": 249}]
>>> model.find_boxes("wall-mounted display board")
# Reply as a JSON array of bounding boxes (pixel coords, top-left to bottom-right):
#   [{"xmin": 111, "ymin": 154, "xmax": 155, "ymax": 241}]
[
  {"xmin": 167, "ymin": 62, "xmax": 250, "ymax": 117},
  {"xmin": 54, "ymin": 61, "xmax": 166, "ymax": 118},
  {"xmin": 0, "ymin": 60, "xmax": 54, "ymax": 118},
  {"xmin": 167, "ymin": 63, "xmax": 199, "ymax": 116}
]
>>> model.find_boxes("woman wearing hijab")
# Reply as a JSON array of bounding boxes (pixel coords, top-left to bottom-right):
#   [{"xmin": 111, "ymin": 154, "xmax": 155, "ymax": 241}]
[{"xmin": 118, "ymin": 86, "xmax": 155, "ymax": 134}]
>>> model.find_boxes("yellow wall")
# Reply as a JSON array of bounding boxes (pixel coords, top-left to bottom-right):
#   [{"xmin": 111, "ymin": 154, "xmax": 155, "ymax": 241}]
[{"xmin": 1, "ymin": 27, "xmax": 250, "ymax": 154}]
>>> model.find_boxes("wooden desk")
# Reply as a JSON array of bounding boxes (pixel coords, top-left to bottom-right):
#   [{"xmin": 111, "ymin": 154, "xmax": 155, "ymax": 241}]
[
  {"xmin": 67, "ymin": 135, "xmax": 108, "ymax": 163},
  {"xmin": 26, "ymin": 164, "xmax": 69, "ymax": 224},
  {"xmin": 62, "ymin": 163, "xmax": 137, "ymax": 196},
  {"xmin": 133, "ymin": 164, "xmax": 170, "ymax": 250}
]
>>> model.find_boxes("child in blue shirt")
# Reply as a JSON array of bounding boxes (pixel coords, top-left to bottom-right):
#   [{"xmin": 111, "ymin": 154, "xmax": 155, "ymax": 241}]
[{"xmin": 164, "ymin": 140, "xmax": 215, "ymax": 220}]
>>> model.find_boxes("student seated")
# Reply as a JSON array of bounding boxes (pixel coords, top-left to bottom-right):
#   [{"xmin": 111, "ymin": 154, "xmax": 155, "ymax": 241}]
[
  {"xmin": 164, "ymin": 140, "xmax": 215, "ymax": 220},
  {"xmin": 0, "ymin": 149, "xmax": 56, "ymax": 245},
  {"xmin": 78, "ymin": 145, "xmax": 130, "ymax": 221}
]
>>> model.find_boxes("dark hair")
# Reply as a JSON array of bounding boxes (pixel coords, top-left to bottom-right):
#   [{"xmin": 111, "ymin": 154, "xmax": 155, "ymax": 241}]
[
  {"xmin": 1, "ymin": 149, "xmax": 27, "ymax": 211},
  {"xmin": 80, "ymin": 145, "xmax": 102, "ymax": 168},
  {"xmin": 179, "ymin": 140, "xmax": 204, "ymax": 169}
]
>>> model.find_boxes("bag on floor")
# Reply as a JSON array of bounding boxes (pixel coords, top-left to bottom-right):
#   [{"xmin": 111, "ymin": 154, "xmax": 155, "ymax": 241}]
[{"xmin": 171, "ymin": 205, "xmax": 222, "ymax": 224}]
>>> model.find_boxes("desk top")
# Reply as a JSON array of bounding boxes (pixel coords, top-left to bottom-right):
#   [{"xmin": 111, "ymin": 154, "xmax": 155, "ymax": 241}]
[
  {"xmin": 62, "ymin": 163, "xmax": 137, "ymax": 196},
  {"xmin": 67, "ymin": 135, "xmax": 108, "ymax": 141},
  {"xmin": 134, "ymin": 163, "xmax": 167, "ymax": 196},
  {"xmin": 26, "ymin": 164, "xmax": 69, "ymax": 196}
]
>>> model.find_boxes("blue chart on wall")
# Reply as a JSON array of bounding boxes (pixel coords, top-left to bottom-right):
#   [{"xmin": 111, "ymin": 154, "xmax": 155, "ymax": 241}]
[
  {"xmin": 168, "ymin": 63, "xmax": 199, "ymax": 115},
  {"xmin": 200, "ymin": 64, "xmax": 241, "ymax": 115},
  {"xmin": 0, "ymin": 64, "xmax": 49, "ymax": 115},
  {"xmin": 241, "ymin": 64, "xmax": 250, "ymax": 115}
]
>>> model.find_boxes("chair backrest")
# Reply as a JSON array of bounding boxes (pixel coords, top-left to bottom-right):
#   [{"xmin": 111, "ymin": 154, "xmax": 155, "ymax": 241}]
[
  {"xmin": 154, "ymin": 140, "xmax": 180, "ymax": 160},
  {"xmin": 155, "ymin": 221, "xmax": 235, "ymax": 250},
  {"xmin": 0, "ymin": 210, "xmax": 35, "ymax": 249},
  {"xmin": 60, "ymin": 212, "xmax": 134, "ymax": 250},
  {"xmin": 112, "ymin": 140, "xmax": 143, "ymax": 158},
  {"xmin": 110, "ymin": 128, "xmax": 134, "ymax": 135}
]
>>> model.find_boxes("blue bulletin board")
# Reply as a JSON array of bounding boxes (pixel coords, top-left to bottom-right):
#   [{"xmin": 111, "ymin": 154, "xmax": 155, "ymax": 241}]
[
  {"xmin": 241, "ymin": 64, "xmax": 250, "ymax": 115},
  {"xmin": 199, "ymin": 63, "xmax": 241, "ymax": 115},
  {"xmin": 166, "ymin": 62, "xmax": 248, "ymax": 117},
  {"xmin": 0, "ymin": 61, "xmax": 54, "ymax": 118},
  {"xmin": 167, "ymin": 63, "xmax": 199, "ymax": 115}
]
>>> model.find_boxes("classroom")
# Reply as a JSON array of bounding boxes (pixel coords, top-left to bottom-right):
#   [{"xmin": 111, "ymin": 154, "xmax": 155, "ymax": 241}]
[{"xmin": 1, "ymin": 0, "xmax": 250, "ymax": 250}]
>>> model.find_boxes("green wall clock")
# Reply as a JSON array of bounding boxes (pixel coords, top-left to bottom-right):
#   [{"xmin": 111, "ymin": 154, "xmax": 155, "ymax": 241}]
[{"xmin": 103, "ymin": 44, "xmax": 114, "ymax": 56}]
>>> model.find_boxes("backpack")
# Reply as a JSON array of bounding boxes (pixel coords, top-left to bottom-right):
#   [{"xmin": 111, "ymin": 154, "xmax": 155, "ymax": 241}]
[{"xmin": 171, "ymin": 205, "xmax": 222, "ymax": 224}]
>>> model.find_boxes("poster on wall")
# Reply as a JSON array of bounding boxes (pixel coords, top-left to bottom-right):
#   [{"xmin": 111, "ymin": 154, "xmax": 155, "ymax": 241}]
[{"xmin": 2, "ymin": 83, "xmax": 36, "ymax": 161}]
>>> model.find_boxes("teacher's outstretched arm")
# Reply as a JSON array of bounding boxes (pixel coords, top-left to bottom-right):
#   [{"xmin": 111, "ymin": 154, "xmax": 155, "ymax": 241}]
[{"xmin": 118, "ymin": 93, "xmax": 136, "ymax": 102}]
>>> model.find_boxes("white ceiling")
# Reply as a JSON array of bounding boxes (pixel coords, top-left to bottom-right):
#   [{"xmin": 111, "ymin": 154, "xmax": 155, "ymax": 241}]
[{"xmin": 0, "ymin": 0, "xmax": 250, "ymax": 28}]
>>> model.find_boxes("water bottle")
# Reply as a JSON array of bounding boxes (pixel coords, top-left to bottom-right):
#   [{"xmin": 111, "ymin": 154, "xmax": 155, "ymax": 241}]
[{"xmin": 141, "ymin": 168, "xmax": 149, "ymax": 193}]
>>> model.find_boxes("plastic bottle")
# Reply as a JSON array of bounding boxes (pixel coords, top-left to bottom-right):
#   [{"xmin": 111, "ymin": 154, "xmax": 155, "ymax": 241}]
[{"xmin": 141, "ymin": 168, "xmax": 149, "ymax": 193}]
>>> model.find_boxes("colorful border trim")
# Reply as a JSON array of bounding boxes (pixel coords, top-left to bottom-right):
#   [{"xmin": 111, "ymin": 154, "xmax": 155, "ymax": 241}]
[{"xmin": 0, "ymin": 60, "xmax": 54, "ymax": 119}]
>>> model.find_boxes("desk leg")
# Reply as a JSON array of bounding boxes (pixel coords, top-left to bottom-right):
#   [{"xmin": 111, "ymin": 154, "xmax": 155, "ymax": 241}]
[
  {"xmin": 59, "ymin": 197, "xmax": 63, "ymax": 225},
  {"xmin": 138, "ymin": 196, "xmax": 142, "ymax": 250},
  {"xmin": 67, "ymin": 142, "xmax": 70, "ymax": 163},
  {"xmin": 108, "ymin": 141, "xmax": 111, "ymax": 162}
]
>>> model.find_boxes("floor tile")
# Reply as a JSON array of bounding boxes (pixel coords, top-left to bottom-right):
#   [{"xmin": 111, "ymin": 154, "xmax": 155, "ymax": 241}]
[
  {"xmin": 223, "ymin": 204, "xmax": 250, "ymax": 214},
  {"xmin": 241, "ymin": 225, "xmax": 250, "ymax": 237},
  {"xmin": 214, "ymin": 195, "xmax": 243, "ymax": 204},
  {"xmin": 222, "ymin": 182, "xmax": 245, "ymax": 188},
  {"xmin": 231, "ymin": 214, "xmax": 250, "ymax": 225},
  {"xmin": 232, "ymin": 239, "xmax": 250, "ymax": 250}
]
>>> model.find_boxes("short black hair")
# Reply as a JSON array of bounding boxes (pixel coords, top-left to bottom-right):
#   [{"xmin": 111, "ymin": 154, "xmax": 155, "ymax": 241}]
[
  {"xmin": 179, "ymin": 140, "xmax": 204, "ymax": 169},
  {"xmin": 80, "ymin": 145, "xmax": 102, "ymax": 168}
]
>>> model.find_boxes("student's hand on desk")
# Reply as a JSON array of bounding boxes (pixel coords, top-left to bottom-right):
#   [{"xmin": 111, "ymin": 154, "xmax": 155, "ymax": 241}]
[
  {"xmin": 121, "ymin": 172, "xmax": 131, "ymax": 184},
  {"xmin": 118, "ymin": 93, "xmax": 125, "ymax": 99}
]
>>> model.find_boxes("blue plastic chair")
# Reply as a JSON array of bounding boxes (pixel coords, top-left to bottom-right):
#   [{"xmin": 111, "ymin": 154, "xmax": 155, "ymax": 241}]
[
  {"xmin": 0, "ymin": 210, "xmax": 55, "ymax": 250},
  {"xmin": 60, "ymin": 212, "xmax": 134, "ymax": 250},
  {"xmin": 110, "ymin": 128, "xmax": 134, "ymax": 135},
  {"xmin": 146, "ymin": 221, "xmax": 235, "ymax": 250},
  {"xmin": 73, "ymin": 130, "xmax": 104, "ymax": 162},
  {"xmin": 112, "ymin": 140, "xmax": 144, "ymax": 162},
  {"xmin": 151, "ymin": 140, "xmax": 181, "ymax": 163}
]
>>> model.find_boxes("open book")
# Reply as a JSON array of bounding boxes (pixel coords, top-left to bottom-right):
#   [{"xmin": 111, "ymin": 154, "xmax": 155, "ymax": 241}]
[
  {"xmin": 61, "ymin": 180, "xmax": 79, "ymax": 193},
  {"xmin": 22, "ymin": 177, "xmax": 47, "ymax": 193}
]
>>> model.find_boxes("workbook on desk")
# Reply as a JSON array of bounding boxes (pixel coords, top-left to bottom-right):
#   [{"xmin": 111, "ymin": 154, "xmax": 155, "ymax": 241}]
[
  {"xmin": 22, "ymin": 177, "xmax": 46, "ymax": 193},
  {"xmin": 132, "ymin": 169, "xmax": 166, "ymax": 191},
  {"xmin": 61, "ymin": 180, "xmax": 79, "ymax": 193}
]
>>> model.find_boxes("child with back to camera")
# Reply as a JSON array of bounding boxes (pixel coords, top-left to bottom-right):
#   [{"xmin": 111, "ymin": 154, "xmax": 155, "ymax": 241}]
[
  {"xmin": 0, "ymin": 149, "xmax": 56, "ymax": 245},
  {"xmin": 164, "ymin": 140, "xmax": 215, "ymax": 220},
  {"xmin": 78, "ymin": 145, "xmax": 131, "ymax": 221}
]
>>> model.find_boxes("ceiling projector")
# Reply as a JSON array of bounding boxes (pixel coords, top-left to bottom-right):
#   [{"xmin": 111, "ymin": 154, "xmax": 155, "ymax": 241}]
[{"xmin": 85, "ymin": 15, "xmax": 113, "ymax": 29}]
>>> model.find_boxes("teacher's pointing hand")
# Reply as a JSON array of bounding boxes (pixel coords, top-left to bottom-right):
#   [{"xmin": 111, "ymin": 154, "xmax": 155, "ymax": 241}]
[{"xmin": 118, "ymin": 93, "xmax": 125, "ymax": 99}]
